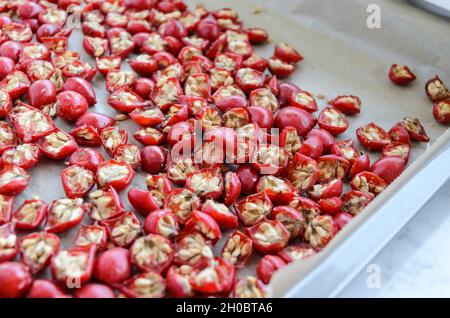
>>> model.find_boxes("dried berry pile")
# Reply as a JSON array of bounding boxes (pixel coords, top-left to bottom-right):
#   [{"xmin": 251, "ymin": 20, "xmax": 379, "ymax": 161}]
[{"xmin": 0, "ymin": 0, "xmax": 449, "ymax": 299}]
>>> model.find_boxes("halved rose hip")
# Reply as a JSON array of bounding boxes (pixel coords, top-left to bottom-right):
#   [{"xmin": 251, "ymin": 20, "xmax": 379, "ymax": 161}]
[
  {"xmin": 399, "ymin": 117, "xmax": 430, "ymax": 142},
  {"xmin": 113, "ymin": 144, "xmax": 141, "ymax": 170},
  {"xmin": 185, "ymin": 168, "xmax": 223, "ymax": 200},
  {"xmin": 150, "ymin": 77, "xmax": 182, "ymax": 111},
  {"xmin": 356, "ymin": 123, "xmax": 391, "ymax": 151},
  {"xmin": 223, "ymin": 171, "xmax": 241, "ymax": 206},
  {"xmin": 370, "ymin": 156, "xmax": 406, "ymax": 184},
  {"xmin": 342, "ymin": 190, "xmax": 374, "ymax": 216},
  {"xmin": 271, "ymin": 206, "xmax": 305, "ymax": 240},
  {"xmin": 108, "ymin": 28, "xmax": 135, "ymax": 58},
  {"xmin": 0, "ymin": 223, "xmax": 18, "ymax": 262},
  {"xmin": 45, "ymin": 198, "xmax": 87, "ymax": 234},
  {"xmin": 382, "ymin": 142, "xmax": 411, "ymax": 163},
  {"xmin": 280, "ymin": 126, "xmax": 302, "ymax": 154},
  {"xmin": 74, "ymin": 224, "xmax": 108, "ymax": 250},
  {"xmin": 233, "ymin": 276, "xmax": 266, "ymax": 298},
  {"xmin": 278, "ymin": 244, "xmax": 316, "ymax": 263},
  {"xmin": 256, "ymin": 176, "xmax": 296, "ymax": 205},
  {"xmin": 433, "ymin": 99, "xmax": 450, "ymax": 125},
  {"xmin": 96, "ymin": 159, "xmax": 135, "ymax": 191},
  {"xmin": 330, "ymin": 95, "xmax": 361, "ymax": 115},
  {"xmin": 209, "ymin": 67, "xmax": 234, "ymax": 92},
  {"xmin": 253, "ymin": 144, "xmax": 289, "ymax": 175},
  {"xmin": 235, "ymin": 191, "xmax": 272, "ymax": 227},
  {"xmin": 83, "ymin": 36, "xmax": 108, "ymax": 57},
  {"xmin": 94, "ymin": 247, "xmax": 131, "ymax": 285},
  {"xmin": 246, "ymin": 27, "xmax": 269, "ymax": 44},
  {"xmin": 330, "ymin": 139, "xmax": 359, "ymax": 163},
  {"xmin": 388, "ymin": 64, "xmax": 416, "ymax": 85},
  {"xmin": 39, "ymin": 130, "xmax": 77, "ymax": 160},
  {"xmin": 184, "ymin": 73, "xmax": 211, "ymax": 98},
  {"xmin": 317, "ymin": 155, "xmax": 350, "ymax": 182},
  {"xmin": 166, "ymin": 265, "xmax": 195, "ymax": 298},
  {"xmin": 88, "ymin": 186, "xmax": 124, "ymax": 221},
  {"xmin": 349, "ymin": 153, "xmax": 371, "ymax": 179},
  {"xmin": 70, "ymin": 125, "xmax": 102, "ymax": 147},
  {"xmin": 247, "ymin": 220, "xmax": 290, "ymax": 254},
  {"xmin": 26, "ymin": 80, "xmax": 55, "ymax": 112},
  {"xmin": 221, "ymin": 230, "xmax": 253, "ymax": 267},
  {"xmin": 234, "ymin": 67, "xmax": 264, "ymax": 93},
  {"xmin": 96, "ymin": 55, "xmax": 122, "ymax": 76},
  {"xmin": 19, "ymin": 231, "xmax": 60, "ymax": 273},
  {"xmin": 61, "ymin": 165, "xmax": 95, "ymax": 198},
  {"xmin": 117, "ymin": 271, "xmax": 166, "ymax": 298},
  {"xmin": 164, "ymin": 188, "xmax": 202, "ymax": 225},
  {"xmin": 425, "ymin": 75, "xmax": 449, "ymax": 102},
  {"xmin": 190, "ymin": 257, "xmax": 235, "ymax": 295},
  {"xmin": 318, "ymin": 107, "xmax": 349, "ymax": 135},
  {"xmin": 333, "ymin": 212, "xmax": 354, "ymax": 230},
  {"xmin": 243, "ymin": 54, "xmax": 268, "ymax": 72},
  {"xmin": 1, "ymin": 143, "xmax": 40, "ymax": 170},
  {"xmin": 184, "ymin": 210, "xmax": 222, "ymax": 244},
  {"xmin": 130, "ymin": 108, "xmax": 164, "ymax": 127},
  {"xmin": 101, "ymin": 126, "xmax": 128, "ymax": 155},
  {"xmin": 288, "ymin": 90, "xmax": 318, "ymax": 113},
  {"xmin": 211, "ymin": 84, "xmax": 247, "ymax": 112},
  {"xmin": 51, "ymin": 244, "xmax": 96, "ymax": 286},
  {"xmin": 304, "ymin": 215, "xmax": 336, "ymax": 249},
  {"xmin": 284, "ymin": 152, "xmax": 319, "ymax": 193},
  {"xmin": 308, "ymin": 178, "xmax": 343, "ymax": 201},
  {"xmin": 130, "ymin": 234, "xmax": 174, "ymax": 273},
  {"xmin": 167, "ymin": 157, "xmax": 199, "ymax": 184},
  {"xmin": 26, "ymin": 279, "xmax": 70, "ymax": 298},
  {"xmin": 268, "ymin": 57, "xmax": 295, "ymax": 78},
  {"xmin": 289, "ymin": 196, "xmax": 322, "ymax": 222},
  {"xmin": 8, "ymin": 103, "xmax": 55, "ymax": 143},
  {"xmin": 144, "ymin": 209, "xmax": 179, "ymax": 238},
  {"xmin": 0, "ymin": 165, "xmax": 30, "ymax": 196},
  {"xmin": 13, "ymin": 197, "xmax": 48, "ymax": 230},
  {"xmin": 100, "ymin": 211, "xmax": 142, "ymax": 247},
  {"xmin": 256, "ymin": 254, "xmax": 286, "ymax": 284},
  {"xmin": 274, "ymin": 42, "xmax": 303, "ymax": 63},
  {"xmin": 351, "ymin": 171, "xmax": 387, "ymax": 196},
  {"xmin": 201, "ymin": 199, "xmax": 239, "ymax": 230},
  {"xmin": 0, "ymin": 89, "xmax": 12, "ymax": 117},
  {"xmin": 108, "ymin": 87, "xmax": 150, "ymax": 113},
  {"xmin": 174, "ymin": 232, "xmax": 213, "ymax": 266}
]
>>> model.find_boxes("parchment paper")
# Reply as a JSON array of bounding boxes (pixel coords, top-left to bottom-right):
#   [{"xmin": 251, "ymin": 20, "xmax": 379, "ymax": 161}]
[{"xmin": 14, "ymin": 0, "xmax": 449, "ymax": 296}]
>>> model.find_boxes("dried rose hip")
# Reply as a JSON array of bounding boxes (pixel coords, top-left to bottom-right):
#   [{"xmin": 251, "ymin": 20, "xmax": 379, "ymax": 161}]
[
  {"xmin": 0, "ymin": 223, "xmax": 18, "ymax": 262},
  {"xmin": 174, "ymin": 232, "xmax": 213, "ymax": 266},
  {"xmin": 45, "ymin": 198, "xmax": 87, "ymax": 233},
  {"xmin": 268, "ymin": 57, "xmax": 295, "ymax": 78},
  {"xmin": 166, "ymin": 265, "xmax": 195, "ymax": 298},
  {"xmin": 130, "ymin": 234, "xmax": 174, "ymax": 273},
  {"xmin": 388, "ymin": 124, "xmax": 411, "ymax": 144},
  {"xmin": 271, "ymin": 206, "xmax": 305, "ymax": 240},
  {"xmin": 0, "ymin": 262, "xmax": 33, "ymax": 298},
  {"xmin": 190, "ymin": 257, "xmax": 235, "ymax": 295},
  {"xmin": 1, "ymin": 143, "xmax": 40, "ymax": 170},
  {"xmin": 342, "ymin": 190, "xmax": 374, "ymax": 216},
  {"xmin": 74, "ymin": 224, "xmax": 108, "ymax": 250},
  {"xmin": 0, "ymin": 165, "xmax": 30, "ymax": 196},
  {"xmin": 101, "ymin": 211, "xmax": 141, "ymax": 247},
  {"xmin": 186, "ymin": 168, "xmax": 223, "ymax": 200},
  {"xmin": 304, "ymin": 215, "xmax": 337, "ymax": 249},
  {"xmin": 19, "ymin": 232, "xmax": 60, "ymax": 273},
  {"xmin": 201, "ymin": 199, "xmax": 238, "ymax": 230},
  {"xmin": 101, "ymin": 126, "xmax": 128, "ymax": 155},
  {"xmin": 88, "ymin": 187, "xmax": 124, "ymax": 221},
  {"xmin": 0, "ymin": 194, "xmax": 13, "ymax": 225},
  {"xmin": 96, "ymin": 159, "xmax": 135, "ymax": 191},
  {"xmin": 275, "ymin": 106, "xmax": 316, "ymax": 137},
  {"xmin": 351, "ymin": 171, "xmax": 387, "ymax": 196},
  {"xmin": 399, "ymin": 117, "xmax": 430, "ymax": 142},
  {"xmin": 318, "ymin": 107, "xmax": 349, "ymax": 136},
  {"xmin": 425, "ymin": 75, "xmax": 449, "ymax": 102},
  {"xmin": 433, "ymin": 99, "xmax": 450, "ymax": 125},
  {"xmin": 223, "ymin": 171, "xmax": 241, "ymax": 206},
  {"xmin": 382, "ymin": 142, "xmax": 410, "ymax": 163},
  {"xmin": 235, "ymin": 192, "xmax": 272, "ymax": 227},
  {"xmin": 330, "ymin": 95, "xmax": 361, "ymax": 115},
  {"xmin": 278, "ymin": 244, "xmax": 316, "ymax": 263},
  {"xmin": 274, "ymin": 42, "xmax": 303, "ymax": 63},
  {"xmin": 356, "ymin": 123, "xmax": 391, "ymax": 151},
  {"xmin": 164, "ymin": 188, "xmax": 201, "ymax": 224},
  {"xmin": 256, "ymin": 255, "xmax": 286, "ymax": 284},
  {"xmin": 308, "ymin": 178, "xmax": 343, "ymax": 201},
  {"xmin": 330, "ymin": 139, "xmax": 359, "ymax": 163},
  {"xmin": 184, "ymin": 210, "xmax": 222, "ymax": 244},
  {"xmin": 349, "ymin": 153, "xmax": 371, "ymax": 179},
  {"xmin": 118, "ymin": 271, "xmax": 166, "ymax": 298},
  {"xmin": 94, "ymin": 247, "xmax": 131, "ymax": 285},
  {"xmin": 144, "ymin": 209, "xmax": 179, "ymax": 238},
  {"xmin": 317, "ymin": 155, "xmax": 350, "ymax": 182},
  {"xmin": 13, "ymin": 197, "xmax": 48, "ymax": 230},
  {"xmin": 389, "ymin": 64, "xmax": 416, "ymax": 85},
  {"xmin": 39, "ymin": 130, "xmax": 77, "ymax": 160},
  {"xmin": 247, "ymin": 220, "xmax": 290, "ymax": 254},
  {"xmin": 51, "ymin": 244, "xmax": 96, "ymax": 286},
  {"xmin": 233, "ymin": 276, "xmax": 266, "ymax": 298},
  {"xmin": 56, "ymin": 91, "xmax": 88, "ymax": 122},
  {"xmin": 284, "ymin": 152, "xmax": 319, "ymax": 193}
]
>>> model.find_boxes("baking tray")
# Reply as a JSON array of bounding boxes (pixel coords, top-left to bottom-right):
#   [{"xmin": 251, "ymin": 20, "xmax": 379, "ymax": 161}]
[{"xmin": 12, "ymin": 0, "xmax": 450, "ymax": 297}]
